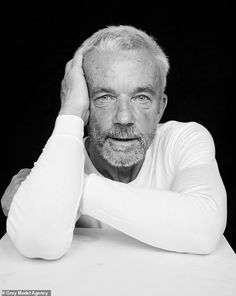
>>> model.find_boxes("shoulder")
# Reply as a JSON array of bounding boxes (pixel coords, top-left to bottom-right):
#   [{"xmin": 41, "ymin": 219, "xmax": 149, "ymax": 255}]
[
  {"xmin": 156, "ymin": 120, "xmax": 214, "ymax": 146},
  {"xmin": 157, "ymin": 120, "xmax": 211, "ymax": 137},
  {"xmin": 155, "ymin": 121, "xmax": 216, "ymax": 170}
]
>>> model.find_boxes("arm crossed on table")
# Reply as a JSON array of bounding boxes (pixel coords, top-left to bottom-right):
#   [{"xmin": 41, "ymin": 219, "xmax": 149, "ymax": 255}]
[{"xmin": 6, "ymin": 116, "xmax": 227, "ymax": 260}]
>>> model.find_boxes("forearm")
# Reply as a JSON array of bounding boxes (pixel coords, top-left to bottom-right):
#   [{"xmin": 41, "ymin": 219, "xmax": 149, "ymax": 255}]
[
  {"xmin": 81, "ymin": 164, "xmax": 227, "ymax": 254},
  {"xmin": 7, "ymin": 115, "xmax": 85, "ymax": 259}
]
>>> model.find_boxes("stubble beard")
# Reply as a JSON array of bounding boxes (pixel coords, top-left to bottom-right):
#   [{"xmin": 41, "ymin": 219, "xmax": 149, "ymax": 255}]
[{"xmin": 88, "ymin": 124, "xmax": 157, "ymax": 168}]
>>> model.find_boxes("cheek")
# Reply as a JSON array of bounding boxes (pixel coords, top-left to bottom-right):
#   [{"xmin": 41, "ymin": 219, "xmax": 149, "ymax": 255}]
[
  {"xmin": 135, "ymin": 108, "xmax": 158, "ymax": 133},
  {"xmin": 89, "ymin": 105, "xmax": 113, "ymax": 131}
]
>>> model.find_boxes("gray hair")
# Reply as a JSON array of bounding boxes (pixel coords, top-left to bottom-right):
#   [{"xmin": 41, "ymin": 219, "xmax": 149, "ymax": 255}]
[{"xmin": 76, "ymin": 25, "xmax": 170, "ymax": 92}]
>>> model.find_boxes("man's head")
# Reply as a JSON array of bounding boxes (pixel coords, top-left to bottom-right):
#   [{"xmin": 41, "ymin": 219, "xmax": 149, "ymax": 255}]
[{"xmin": 76, "ymin": 25, "xmax": 169, "ymax": 167}]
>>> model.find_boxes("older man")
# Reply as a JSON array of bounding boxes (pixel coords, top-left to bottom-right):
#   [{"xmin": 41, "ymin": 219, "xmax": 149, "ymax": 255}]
[{"xmin": 1, "ymin": 25, "xmax": 227, "ymax": 259}]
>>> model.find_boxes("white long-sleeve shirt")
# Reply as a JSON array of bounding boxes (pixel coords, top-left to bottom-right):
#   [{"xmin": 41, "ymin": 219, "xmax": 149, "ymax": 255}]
[{"xmin": 7, "ymin": 115, "xmax": 227, "ymax": 259}]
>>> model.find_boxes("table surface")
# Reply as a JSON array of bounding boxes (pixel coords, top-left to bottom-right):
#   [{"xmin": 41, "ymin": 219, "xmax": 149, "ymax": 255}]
[{"xmin": 0, "ymin": 228, "xmax": 236, "ymax": 296}]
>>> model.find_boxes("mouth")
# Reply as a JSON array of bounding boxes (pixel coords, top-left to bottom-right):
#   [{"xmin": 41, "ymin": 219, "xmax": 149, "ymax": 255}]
[
  {"xmin": 108, "ymin": 137, "xmax": 139, "ymax": 145},
  {"xmin": 110, "ymin": 137, "xmax": 137, "ymax": 141}
]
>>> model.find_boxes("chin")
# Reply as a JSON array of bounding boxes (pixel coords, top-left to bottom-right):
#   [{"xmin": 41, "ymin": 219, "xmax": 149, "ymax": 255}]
[{"xmin": 102, "ymin": 149, "xmax": 145, "ymax": 168}]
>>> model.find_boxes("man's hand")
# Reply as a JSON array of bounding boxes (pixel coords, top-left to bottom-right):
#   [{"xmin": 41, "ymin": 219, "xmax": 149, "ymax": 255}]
[
  {"xmin": 1, "ymin": 168, "xmax": 31, "ymax": 217},
  {"xmin": 59, "ymin": 52, "xmax": 90, "ymax": 124}
]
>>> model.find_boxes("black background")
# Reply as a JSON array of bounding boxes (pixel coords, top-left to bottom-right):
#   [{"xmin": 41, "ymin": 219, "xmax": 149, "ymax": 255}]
[{"xmin": 1, "ymin": 3, "xmax": 235, "ymax": 251}]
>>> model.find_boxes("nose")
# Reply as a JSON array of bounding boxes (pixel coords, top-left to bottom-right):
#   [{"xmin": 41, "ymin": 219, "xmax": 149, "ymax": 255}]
[{"xmin": 113, "ymin": 98, "xmax": 135, "ymax": 125}]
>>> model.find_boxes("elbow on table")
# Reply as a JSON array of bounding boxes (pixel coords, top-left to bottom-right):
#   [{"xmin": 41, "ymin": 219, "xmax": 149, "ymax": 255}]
[
  {"xmin": 189, "ymin": 219, "xmax": 226, "ymax": 255},
  {"xmin": 8, "ymin": 229, "xmax": 72, "ymax": 260},
  {"xmin": 151, "ymin": 230, "xmax": 223, "ymax": 255},
  {"xmin": 192, "ymin": 232, "xmax": 222, "ymax": 255},
  {"xmin": 156, "ymin": 214, "xmax": 226, "ymax": 254}
]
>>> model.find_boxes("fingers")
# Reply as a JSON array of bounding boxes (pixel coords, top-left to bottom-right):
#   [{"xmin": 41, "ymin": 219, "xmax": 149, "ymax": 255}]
[
  {"xmin": 11, "ymin": 169, "xmax": 31, "ymax": 185},
  {"xmin": 63, "ymin": 56, "xmax": 83, "ymax": 80},
  {"xmin": 18, "ymin": 168, "xmax": 31, "ymax": 174},
  {"xmin": 2, "ymin": 206, "xmax": 9, "ymax": 217},
  {"xmin": 59, "ymin": 48, "xmax": 89, "ymax": 121},
  {"xmin": 64, "ymin": 48, "xmax": 84, "ymax": 77},
  {"xmin": 1, "ymin": 169, "xmax": 31, "ymax": 216},
  {"xmin": 65, "ymin": 60, "xmax": 72, "ymax": 72},
  {"xmin": 72, "ymin": 51, "xmax": 83, "ymax": 67},
  {"xmin": 15, "ymin": 168, "xmax": 31, "ymax": 178}
]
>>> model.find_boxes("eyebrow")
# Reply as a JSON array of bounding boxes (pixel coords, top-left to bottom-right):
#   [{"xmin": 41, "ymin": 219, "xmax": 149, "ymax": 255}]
[
  {"xmin": 91, "ymin": 85, "xmax": 157, "ymax": 96},
  {"xmin": 91, "ymin": 87, "xmax": 116, "ymax": 96},
  {"xmin": 132, "ymin": 85, "xmax": 157, "ymax": 96}
]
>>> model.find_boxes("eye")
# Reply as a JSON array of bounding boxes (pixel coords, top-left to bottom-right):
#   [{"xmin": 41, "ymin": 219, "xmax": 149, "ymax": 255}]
[
  {"xmin": 94, "ymin": 95, "xmax": 114, "ymax": 106},
  {"xmin": 132, "ymin": 95, "xmax": 151, "ymax": 105}
]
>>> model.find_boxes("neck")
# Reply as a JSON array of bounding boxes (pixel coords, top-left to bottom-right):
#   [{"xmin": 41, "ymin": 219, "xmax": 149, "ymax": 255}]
[{"xmin": 85, "ymin": 138, "xmax": 144, "ymax": 183}]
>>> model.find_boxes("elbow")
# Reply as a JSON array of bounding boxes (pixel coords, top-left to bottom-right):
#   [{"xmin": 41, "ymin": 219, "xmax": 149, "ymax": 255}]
[
  {"xmin": 187, "ymin": 200, "xmax": 227, "ymax": 255},
  {"xmin": 190, "ymin": 219, "xmax": 226, "ymax": 255},
  {"xmin": 16, "ymin": 236, "xmax": 71, "ymax": 260},
  {"xmin": 152, "ymin": 231, "xmax": 222, "ymax": 255},
  {"xmin": 7, "ymin": 227, "xmax": 72, "ymax": 260},
  {"xmin": 19, "ymin": 238, "xmax": 71, "ymax": 260},
  {"xmin": 192, "ymin": 232, "xmax": 222, "ymax": 255}
]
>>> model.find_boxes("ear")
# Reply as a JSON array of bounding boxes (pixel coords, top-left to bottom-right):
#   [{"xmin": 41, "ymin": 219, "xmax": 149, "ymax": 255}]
[{"xmin": 157, "ymin": 93, "xmax": 168, "ymax": 121}]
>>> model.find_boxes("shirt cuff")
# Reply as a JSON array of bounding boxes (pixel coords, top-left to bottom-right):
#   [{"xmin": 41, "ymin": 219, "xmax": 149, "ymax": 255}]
[{"xmin": 52, "ymin": 115, "xmax": 84, "ymax": 139}]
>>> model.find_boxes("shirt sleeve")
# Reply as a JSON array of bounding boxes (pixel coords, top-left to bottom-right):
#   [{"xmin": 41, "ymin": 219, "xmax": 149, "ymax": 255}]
[
  {"xmin": 171, "ymin": 122, "xmax": 216, "ymax": 171},
  {"xmin": 7, "ymin": 115, "xmax": 85, "ymax": 260},
  {"xmin": 80, "ymin": 123, "xmax": 227, "ymax": 254}
]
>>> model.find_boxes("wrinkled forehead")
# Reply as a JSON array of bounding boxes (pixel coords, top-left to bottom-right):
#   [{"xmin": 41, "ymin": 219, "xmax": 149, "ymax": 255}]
[{"xmin": 83, "ymin": 49, "xmax": 160, "ymax": 88}]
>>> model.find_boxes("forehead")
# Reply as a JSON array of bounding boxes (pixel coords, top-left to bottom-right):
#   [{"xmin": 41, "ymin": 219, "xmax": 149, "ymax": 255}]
[{"xmin": 83, "ymin": 49, "xmax": 159, "ymax": 91}]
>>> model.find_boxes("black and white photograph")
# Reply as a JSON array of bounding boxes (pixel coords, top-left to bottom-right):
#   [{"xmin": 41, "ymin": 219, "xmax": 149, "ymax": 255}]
[{"xmin": 0, "ymin": 3, "xmax": 235, "ymax": 295}]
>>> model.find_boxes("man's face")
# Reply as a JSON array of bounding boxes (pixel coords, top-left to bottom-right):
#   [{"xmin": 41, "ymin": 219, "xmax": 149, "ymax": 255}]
[{"xmin": 84, "ymin": 49, "xmax": 167, "ymax": 167}]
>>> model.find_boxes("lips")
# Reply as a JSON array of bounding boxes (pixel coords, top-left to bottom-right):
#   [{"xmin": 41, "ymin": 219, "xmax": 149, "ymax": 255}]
[
  {"xmin": 108, "ymin": 136, "xmax": 139, "ymax": 142},
  {"xmin": 107, "ymin": 137, "xmax": 139, "ymax": 147},
  {"xmin": 109, "ymin": 137, "xmax": 138, "ymax": 141}
]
